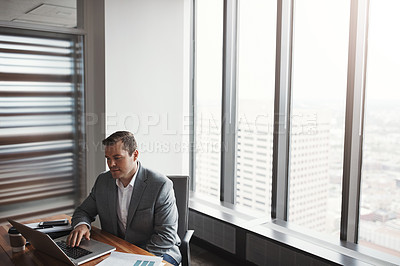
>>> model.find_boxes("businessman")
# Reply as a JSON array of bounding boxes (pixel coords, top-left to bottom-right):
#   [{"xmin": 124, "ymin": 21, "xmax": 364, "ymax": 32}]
[{"xmin": 67, "ymin": 131, "xmax": 181, "ymax": 266}]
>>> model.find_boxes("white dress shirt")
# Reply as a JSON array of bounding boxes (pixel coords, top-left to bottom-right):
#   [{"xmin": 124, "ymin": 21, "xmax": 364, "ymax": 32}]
[{"xmin": 115, "ymin": 164, "xmax": 139, "ymax": 235}]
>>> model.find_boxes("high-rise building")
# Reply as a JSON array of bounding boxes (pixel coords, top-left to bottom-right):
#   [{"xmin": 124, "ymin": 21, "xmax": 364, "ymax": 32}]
[
  {"xmin": 288, "ymin": 110, "xmax": 330, "ymax": 233},
  {"xmin": 236, "ymin": 121, "xmax": 273, "ymax": 214},
  {"xmin": 195, "ymin": 108, "xmax": 221, "ymax": 199}
]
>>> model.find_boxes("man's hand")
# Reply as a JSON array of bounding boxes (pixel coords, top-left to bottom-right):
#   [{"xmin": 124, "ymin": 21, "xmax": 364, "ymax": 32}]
[{"xmin": 66, "ymin": 224, "xmax": 90, "ymax": 247}]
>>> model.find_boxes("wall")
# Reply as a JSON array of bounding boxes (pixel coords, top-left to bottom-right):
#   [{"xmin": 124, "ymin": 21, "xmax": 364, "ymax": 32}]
[
  {"xmin": 104, "ymin": 0, "xmax": 190, "ymax": 176},
  {"xmin": 84, "ymin": 0, "xmax": 106, "ymax": 197}
]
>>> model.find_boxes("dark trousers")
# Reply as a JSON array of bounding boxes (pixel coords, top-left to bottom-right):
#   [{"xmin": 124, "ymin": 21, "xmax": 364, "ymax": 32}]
[{"xmin": 162, "ymin": 253, "xmax": 179, "ymax": 266}]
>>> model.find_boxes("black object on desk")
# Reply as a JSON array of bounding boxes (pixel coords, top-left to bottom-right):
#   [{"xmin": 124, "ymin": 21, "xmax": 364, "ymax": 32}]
[{"xmin": 9, "ymin": 218, "xmax": 72, "ymax": 240}]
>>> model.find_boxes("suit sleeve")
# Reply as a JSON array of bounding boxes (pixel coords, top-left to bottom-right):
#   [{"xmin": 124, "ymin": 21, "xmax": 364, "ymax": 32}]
[
  {"xmin": 145, "ymin": 180, "xmax": 180, "ymax": 255},
  {"xmin": 71, "ymin": 178, "xmax": 99, "ymax": 228}
]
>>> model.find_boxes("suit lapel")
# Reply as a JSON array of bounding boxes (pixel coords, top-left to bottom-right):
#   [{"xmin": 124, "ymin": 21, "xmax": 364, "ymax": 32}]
[
  {"xmin": 108, "ymin": 175, "xmax": 119, "ymax": 235},
  {"xmin": 126, "ymin": 162, "xmax": 147, "ymax": 229}
]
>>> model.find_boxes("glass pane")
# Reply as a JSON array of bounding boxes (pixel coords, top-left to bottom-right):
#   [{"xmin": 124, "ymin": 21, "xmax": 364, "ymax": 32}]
[
  {"xmin": 235, "ymin": 0, "xmax": 277, "ymax": 214},
  {"xmin": 360, "ymin": 0, "xmax": 400, "ymax": 257},
  {"xmin": 0, "ymin": 0, "xmax": 77, "ymax": 28},
  {"xmin": 0, "ymin": 33, "xmax": 82, "ymax": 220},
  {"xmin": 288, "ymin": 0, "xmax": 350, "ymax": 237},
  {"xmin": 194, "ymin": 0, "xmax": 224, "ymax": 200}
]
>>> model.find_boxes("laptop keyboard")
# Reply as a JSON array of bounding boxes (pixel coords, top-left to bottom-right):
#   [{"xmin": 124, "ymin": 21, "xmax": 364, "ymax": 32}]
[{"xmin": 56, "ymin": 240, "xmax": 92, "ymax": 260}]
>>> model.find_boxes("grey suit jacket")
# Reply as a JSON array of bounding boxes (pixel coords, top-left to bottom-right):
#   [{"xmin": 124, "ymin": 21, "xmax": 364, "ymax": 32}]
[{"xmin": 71, "ymin": 162, "xmax": 181, "ymax": 263}]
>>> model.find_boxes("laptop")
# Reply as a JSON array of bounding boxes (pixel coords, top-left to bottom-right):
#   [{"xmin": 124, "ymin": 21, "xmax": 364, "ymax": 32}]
[{"xmin": 8, "ymin": 219, "xmax": 116, "ymax": 266}]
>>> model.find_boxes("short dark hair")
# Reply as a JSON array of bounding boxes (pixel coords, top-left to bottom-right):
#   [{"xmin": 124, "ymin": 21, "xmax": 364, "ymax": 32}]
[{"xmin": 102, "ymin": 131, "xmax": 137, "ymax": 156}]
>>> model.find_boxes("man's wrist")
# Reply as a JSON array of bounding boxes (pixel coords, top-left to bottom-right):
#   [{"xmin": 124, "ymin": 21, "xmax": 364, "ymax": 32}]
[{"xmin": 74, "ymin": 222, "xmax": 91, "ymax": 230}]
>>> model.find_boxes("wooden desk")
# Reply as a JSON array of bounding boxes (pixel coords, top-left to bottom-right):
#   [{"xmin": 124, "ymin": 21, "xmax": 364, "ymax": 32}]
[{"xmin": 0, "ymin": 214, "xmax": 172, "ymax": 266}]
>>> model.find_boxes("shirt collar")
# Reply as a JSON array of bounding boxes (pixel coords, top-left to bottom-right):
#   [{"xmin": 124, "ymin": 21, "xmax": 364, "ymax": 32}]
[{"xmin": 115, "ymin": 162, "xmax": 140, "ymax": 189}]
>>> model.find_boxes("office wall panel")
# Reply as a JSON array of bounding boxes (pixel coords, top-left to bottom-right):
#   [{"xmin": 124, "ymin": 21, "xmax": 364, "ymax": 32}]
[{"xmin": 104, "ymin": 0, "xmax": 190, "ymax": 175}]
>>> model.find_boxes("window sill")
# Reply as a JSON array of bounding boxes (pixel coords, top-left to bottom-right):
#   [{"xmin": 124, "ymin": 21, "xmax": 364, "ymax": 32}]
[{"xmin": 189, "ymin": 194, "xmax": 399, "ymax": 266}]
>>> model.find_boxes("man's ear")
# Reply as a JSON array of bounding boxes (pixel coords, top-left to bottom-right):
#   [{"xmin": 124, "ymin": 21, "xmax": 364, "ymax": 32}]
[{"xmin": 133, "ymin": 149, "xmax": 139, "ymax": 161}]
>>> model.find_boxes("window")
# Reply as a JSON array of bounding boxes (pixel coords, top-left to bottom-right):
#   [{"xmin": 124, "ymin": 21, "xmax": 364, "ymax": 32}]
[
  {"xmin": 191, "ymin": 0, "xmax": 400, "ymax": 259},
  {"xmin": 288, "ymin": 0, "xmax": 350, "ymax": 237},
  {"xmin": 0, "ymin": 31, "xmax": 84, "ymax": 223},
  {"xmin": 359, "ymin": 0, "xmax": 400, "ymax": 256},
  {"xmin": 236, "ymin": 0, "xmax": 277, "ymax": 214},
  {"xmin": 193, "ymin": 0, "xmax": 224, "ymax": 200}
]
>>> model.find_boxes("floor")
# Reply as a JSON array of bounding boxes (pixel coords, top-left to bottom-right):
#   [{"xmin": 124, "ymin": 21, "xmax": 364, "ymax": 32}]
[{"xmin": 190, "ymin": 242, "xmax": 237, "ymax": 266}]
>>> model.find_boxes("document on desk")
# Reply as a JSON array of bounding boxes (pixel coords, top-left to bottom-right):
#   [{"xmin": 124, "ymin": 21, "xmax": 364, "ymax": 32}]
[{"xmin": 97, "ymin": 251, "xmax": 163, "ymax": 266}]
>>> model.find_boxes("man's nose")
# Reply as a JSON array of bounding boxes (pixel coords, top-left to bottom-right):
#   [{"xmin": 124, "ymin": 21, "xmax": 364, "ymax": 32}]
[{"xmin": 108, "ymin": 159, "xmax": 116, "ymax": 167}]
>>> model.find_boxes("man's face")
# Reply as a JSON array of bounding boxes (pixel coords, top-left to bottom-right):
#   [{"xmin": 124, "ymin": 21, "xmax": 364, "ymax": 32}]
[{"xmin": 105, "ymin": 140, "xmax": 138, "ymax": 182}]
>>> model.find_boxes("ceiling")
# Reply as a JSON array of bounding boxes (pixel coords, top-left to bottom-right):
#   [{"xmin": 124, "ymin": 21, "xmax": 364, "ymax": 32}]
[{"xmin": 0, "ymin": 0, "xmax": 77, "ymax": 28}]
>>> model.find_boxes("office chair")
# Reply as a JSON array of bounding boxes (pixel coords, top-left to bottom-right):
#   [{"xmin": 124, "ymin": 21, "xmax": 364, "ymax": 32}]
[{"xmin": 168, "ymin": 176, "xmax": 194, "ymax": 266}]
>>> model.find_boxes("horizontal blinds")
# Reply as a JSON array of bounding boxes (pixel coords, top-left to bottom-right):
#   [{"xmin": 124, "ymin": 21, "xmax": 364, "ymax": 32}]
[{"xmin": 0, "ymin": 33, "xmax": 81, "ymax": 224}]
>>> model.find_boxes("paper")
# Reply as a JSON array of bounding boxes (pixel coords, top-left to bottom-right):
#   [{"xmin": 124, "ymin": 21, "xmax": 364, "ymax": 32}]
[{"xmin": 96, "ymin": 251, "xmax": 163, "ymax": 266}]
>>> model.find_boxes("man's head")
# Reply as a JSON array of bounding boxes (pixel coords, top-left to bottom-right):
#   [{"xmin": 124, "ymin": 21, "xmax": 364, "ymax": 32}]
[
  {"xmin": 102, "ymin": 131, "xmax": 137, "ymax": 156},
  {"xmin": 102, "ymin": 131, "xmax": 139, "ymax": 185}
]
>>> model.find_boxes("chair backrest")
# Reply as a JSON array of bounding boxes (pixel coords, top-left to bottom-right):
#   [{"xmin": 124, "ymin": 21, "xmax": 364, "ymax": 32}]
[{"xmin": 168, "ymin": 175, "xmax": 189, "ymax": 240}]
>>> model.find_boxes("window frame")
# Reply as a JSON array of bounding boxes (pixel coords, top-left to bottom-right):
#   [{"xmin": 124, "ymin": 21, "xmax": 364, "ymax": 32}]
[
  {"xmin": 191, "ymin": 0, "xmax": 377, "ymax": 247},
  {"xmin": 340, "ymin": 0, "xmax": 369, "ymax": 243}
]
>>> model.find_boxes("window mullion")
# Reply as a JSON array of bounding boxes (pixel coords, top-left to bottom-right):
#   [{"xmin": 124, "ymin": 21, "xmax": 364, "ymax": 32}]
[
  {"xmin": 220, "ymin": 0, "xmax": 238, "ymax": 204},
  {"xmin": 189, "ymin": 0, "xmax": 195, "ymax": 192},
  {"xmin": 341, "ymin": 0, "xmax": 369, "ymax": 243},
  {"xmin": 271, "ymin": 0, "xmax": 294, "ymax": 220}
]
